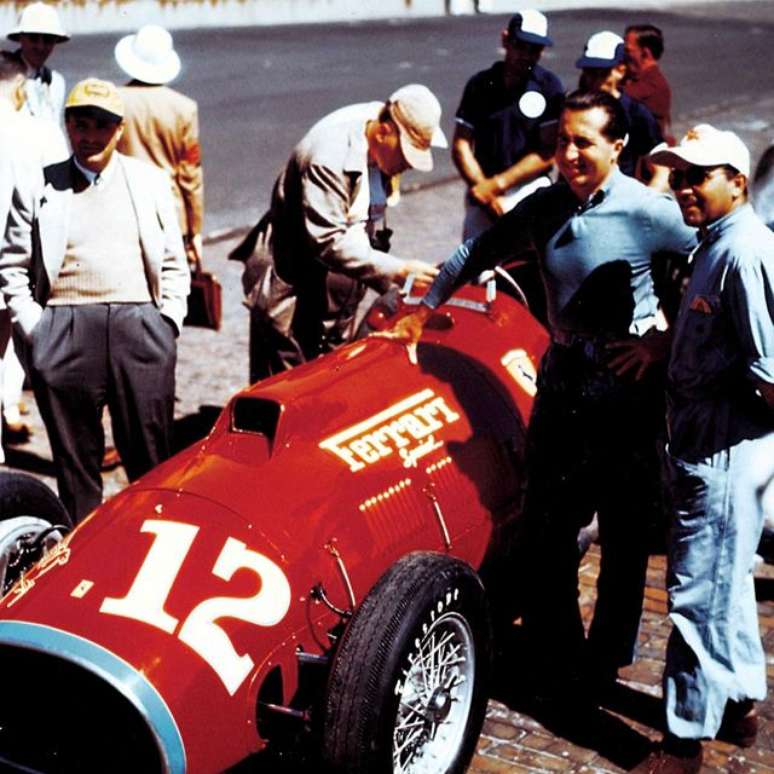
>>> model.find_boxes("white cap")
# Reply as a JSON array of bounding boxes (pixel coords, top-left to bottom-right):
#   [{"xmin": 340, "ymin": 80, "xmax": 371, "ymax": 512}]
[
  {"xmin": 650, "ymin": 124, "xmax": 750, "ymax": 177},
  {"xmin": 507, "ymin": 10, "xmax": 553, "ymax": 47},
  {"xmin": 7, "ymin": 2, "xmax": 69, "ymax": 42},
  {"xmin": 388, "ymin": 84, "xmax": 447, "ymax": 173},
  {"xmin": 575, "ymin": 31, "xmax": 624, "ymax": 69},
  {"xmin": 114, "ymin": 25, "xmax": 181, "ymax": 85}
]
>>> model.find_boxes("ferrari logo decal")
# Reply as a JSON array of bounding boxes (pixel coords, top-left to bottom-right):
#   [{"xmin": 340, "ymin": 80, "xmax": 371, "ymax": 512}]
[{"xmin": 319, "ymin": 388, "xmax": 461, "ymax": 473}]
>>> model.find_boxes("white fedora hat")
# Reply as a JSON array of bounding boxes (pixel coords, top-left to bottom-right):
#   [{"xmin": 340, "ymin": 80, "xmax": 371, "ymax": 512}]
[
  {"xmin": 7, "ymin": 2, "xmax": 69, "ymax": 42},
  {"xmin": 114, "ymin": 25, "xmax": 181, "ymax": 85}
]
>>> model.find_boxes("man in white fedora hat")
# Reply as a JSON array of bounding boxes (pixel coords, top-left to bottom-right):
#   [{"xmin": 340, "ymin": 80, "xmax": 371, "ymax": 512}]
[
  {"xmin": 115, "ymin": 25, "xmax": 203, "ymax": 266},
  {"xmin": 6, "ymin": 1, "xmax": 69, "ymax": 125},
  {"xmin": 230, "ymin": 83, "xmax": 445, "ymax": 382},
  {"xmin": 0, "ymin": 51, "xmax": 68, "ymax": 458}
]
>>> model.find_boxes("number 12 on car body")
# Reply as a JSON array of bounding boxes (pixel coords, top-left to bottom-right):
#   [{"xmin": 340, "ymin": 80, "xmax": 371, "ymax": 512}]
[{"xmin": 99, "ymin": 519, "xmax": 292, "ymax": 695}]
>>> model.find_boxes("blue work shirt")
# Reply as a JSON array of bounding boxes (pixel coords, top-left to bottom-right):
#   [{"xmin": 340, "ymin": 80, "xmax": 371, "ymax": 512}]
[
  {"xmin": 455, "ymin": 62, "xmax": 564, "ymax": 178},
  {"xmin": 424, "ymin": 169, "xmax": 696, "ymax": 338},
  {"xmin": 668, "ymin": 203, "xmax": 774, "ymax": 460}
]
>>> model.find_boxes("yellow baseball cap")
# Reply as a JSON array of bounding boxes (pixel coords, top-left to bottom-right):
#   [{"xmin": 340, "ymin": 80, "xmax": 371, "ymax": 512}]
[{"xmin": 65, "ymin": 78, "xmax": 124, "ymax": 120}]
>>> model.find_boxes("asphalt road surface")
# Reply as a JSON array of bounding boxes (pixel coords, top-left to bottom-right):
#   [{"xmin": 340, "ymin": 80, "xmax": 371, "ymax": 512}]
[{"xmin": 49, "ymin": 1, "xmax": 774, "ymax": 235}]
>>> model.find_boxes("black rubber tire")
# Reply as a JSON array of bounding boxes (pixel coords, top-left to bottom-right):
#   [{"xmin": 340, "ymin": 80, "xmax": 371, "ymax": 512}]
[
  {"xmin": 0, "ymin": 472, "xmax": 71, "ymax": 529},
  {"xmin": 322, "ymin": 552, "xmax": 491, "ymax": 774}
]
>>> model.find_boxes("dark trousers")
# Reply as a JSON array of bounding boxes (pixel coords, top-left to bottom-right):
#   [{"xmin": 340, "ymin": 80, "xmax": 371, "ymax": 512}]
[
  {"xmin": 520, "ymin": 343, "xmax": 664, "ymax": 681},
  {"xmin": 249, "ymin": 273, "xmax": 367, "ymax": 384},
  {"xmin": 26, "ymin": 303, "xmax": 176, "ymax": 523}
]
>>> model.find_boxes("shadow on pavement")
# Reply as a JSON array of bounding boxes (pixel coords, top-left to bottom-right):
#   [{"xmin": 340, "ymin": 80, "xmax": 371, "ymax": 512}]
[{"xmin": 491, "ymin": 624, "xmax": 657, "ymax": 771}]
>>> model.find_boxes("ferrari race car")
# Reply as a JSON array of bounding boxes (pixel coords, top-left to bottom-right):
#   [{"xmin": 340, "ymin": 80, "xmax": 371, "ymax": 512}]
[{"xmin": 0, "ymin": 281, "xmax": 548, "ymax": 773}]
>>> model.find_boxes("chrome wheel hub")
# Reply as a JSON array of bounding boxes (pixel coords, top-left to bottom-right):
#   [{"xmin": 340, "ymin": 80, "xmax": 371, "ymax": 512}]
[{"xmin": 392, "ymin": 610, "xmax": 475, "ymax": 773}]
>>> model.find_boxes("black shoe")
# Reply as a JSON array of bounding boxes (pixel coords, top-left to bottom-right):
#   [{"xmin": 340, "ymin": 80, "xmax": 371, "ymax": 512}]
[{"xmin": 718, "ymin": 699, "xmax": 758, "ymax": 747}]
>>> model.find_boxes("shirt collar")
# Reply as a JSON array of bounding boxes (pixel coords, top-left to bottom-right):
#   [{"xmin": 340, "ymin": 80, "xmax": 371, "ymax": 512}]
[
  {"xmin": 346, "ymin": 102, "xmax": 381, "ymax": 174},
  {"xmin": 700, "ymin": 202, "xmax": 752, "ymax": 247},
  {"xmin": 72, "ymin": 154, "xmax": 118, "ymax": 187},
  {"xmin": 573, "ymin": 167, "xmax": 620, "ymax": 212}
]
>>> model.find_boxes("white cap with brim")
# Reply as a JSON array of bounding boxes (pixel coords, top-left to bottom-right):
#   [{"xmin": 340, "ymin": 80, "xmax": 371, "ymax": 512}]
[
  {"xmin": 114, "ymin": 25, "xmax": 181, "ymax": 85},
  {"xmin": 649, "ymin": 124, "xmax": 750, "ymax": 177},
  {"xmin": 7, "ymin": 2, "xmax": 69, "ymax": 42},
  {"xmin": 575, "ymin": 31, "xmax": 624, "ymax": 69},
  {"xmin": 388, "ymin": 83, "xmax": 447, "ymax": 173},
  {"xmin": 507, "ymin": 10, "xmax": 553, "ymax": 47}
]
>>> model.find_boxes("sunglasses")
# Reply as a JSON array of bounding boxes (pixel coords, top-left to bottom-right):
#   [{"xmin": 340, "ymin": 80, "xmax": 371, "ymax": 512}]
[{"xmin": 668, "ymin": 165, "xmax": 729, "ymax": 190}]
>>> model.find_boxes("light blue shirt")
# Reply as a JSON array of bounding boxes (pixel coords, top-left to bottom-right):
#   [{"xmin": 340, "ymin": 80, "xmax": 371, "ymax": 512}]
[
  {"xmin": 668, "ymin": 203, "xmax": 774, "ymax": 458},
  {"xmin": 424, "ymin": 169, "xmax": 696, "ymax": 338}
]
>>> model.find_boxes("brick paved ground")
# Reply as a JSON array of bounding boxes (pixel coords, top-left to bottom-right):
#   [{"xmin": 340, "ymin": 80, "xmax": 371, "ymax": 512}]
[
  {"xmin": 469, "ymin": 548, "xmax": 774, "ymax": 773},
  {"xmin": 3, "ymin": 92, "xmax": 774, "ymax": 773}
]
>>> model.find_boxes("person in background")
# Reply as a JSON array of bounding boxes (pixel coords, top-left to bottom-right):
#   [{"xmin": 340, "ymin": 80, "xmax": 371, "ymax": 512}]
[
  {"xmin": 633, "ymin": 125, "xmax": 774, "ymax": 774},
  {"xmin": 0, "ymin": 51, "xmax": 68, "ymax": 455},
  {"xmin": 453, "ymin": 9, "xmax": 564, "ymax": 240},
  {"xmin": 6, "ymin": 2, "xmax": 69, "ymax": 126},
  {"xmin": 576, "ymin": 31, "xmax": 667, "ymax": 187},
  {"xmin": 0, "ymin": 79, "xmax": 189, "ymax": 523},
  {"xmin": 231, "ymin": 84, "xmax": 444, "ymax": 383},
  {"xmin": 623, "ymin": 24, "xmax": 674, "ymax": 143},
  {"xmin": 116, "ymin": 25, "xmax": 204, "ymax": 266},
  {"xmin": 384, "ymin": 91, "xmax": 696, "ymax": 706}
]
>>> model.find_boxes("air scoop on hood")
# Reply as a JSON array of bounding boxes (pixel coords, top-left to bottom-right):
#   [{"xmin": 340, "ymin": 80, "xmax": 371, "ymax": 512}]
[{"xmin": 231, "ymin": 398, "xmax": 282, "ymax": 441}]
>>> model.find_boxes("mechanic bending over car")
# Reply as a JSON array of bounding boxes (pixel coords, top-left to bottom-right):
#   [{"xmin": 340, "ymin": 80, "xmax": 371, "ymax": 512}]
[
  {"xmin": 386, "ymin": 90, "xmax": 697, "ymax": 707},
  {"xmin": 231, "ymin": 84, "xmax": 444, "ymax": 384},
  {"xmin": 630, "ymin": 126, "xmax": 774, "ymax": 774}
]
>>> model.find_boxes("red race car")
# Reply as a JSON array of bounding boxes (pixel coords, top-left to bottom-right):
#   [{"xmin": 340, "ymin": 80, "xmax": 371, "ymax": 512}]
[{"xmin": 0, "ymin": 281, "xmax": 547, "ymax": 774}]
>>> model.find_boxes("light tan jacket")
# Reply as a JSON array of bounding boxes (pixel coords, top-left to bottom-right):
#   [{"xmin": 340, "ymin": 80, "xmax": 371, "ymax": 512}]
[{"xmin": 118, "ymin": 83, "xmax": 203, "ymax": 239}]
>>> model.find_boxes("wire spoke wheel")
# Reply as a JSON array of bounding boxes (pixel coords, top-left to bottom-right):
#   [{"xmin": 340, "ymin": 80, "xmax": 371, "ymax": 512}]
[
  {"xmin": 393, "ymin": 609, "xmax": 475, "ymax": 773},
  {"xmin": 0, "ymin": 473, "xmax": 71, "ymax": 596},
  {"xmin": 0, "ymin": 517, "xmax": 64, "ymax": 595},
  {"xmin": 323, "ymin": 552, "xmax": 491, "ymax": 774}
]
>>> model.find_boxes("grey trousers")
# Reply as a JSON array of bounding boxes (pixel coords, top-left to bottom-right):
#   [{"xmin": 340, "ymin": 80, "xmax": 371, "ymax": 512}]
[{"xmin": 26, "ymin": 303, "xmax": 176, "ymax": 523}]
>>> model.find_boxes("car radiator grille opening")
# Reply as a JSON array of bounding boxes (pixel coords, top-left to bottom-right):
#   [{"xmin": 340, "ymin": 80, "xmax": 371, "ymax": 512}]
[{"xmin": 0, "ymin": 645, "xmax": 164, "ymax": 773}]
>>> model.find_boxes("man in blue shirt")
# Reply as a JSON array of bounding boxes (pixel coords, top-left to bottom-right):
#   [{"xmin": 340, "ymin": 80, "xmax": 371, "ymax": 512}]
[
  {"xmin": 632, "ymin": 126, "xmax": 774, "ymax": 773},
  {"xmin": 389, "ymin": 91, "xmax": 696, "ymax": 703},
  {"xmin": 452, "ymin": 9, "xmax": 564, "ymax": 241}
]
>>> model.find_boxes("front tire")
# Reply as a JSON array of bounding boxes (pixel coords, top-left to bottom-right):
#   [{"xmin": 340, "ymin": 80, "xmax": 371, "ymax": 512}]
[
  {"xmin": 0, "ymin": 472, "xmax": 71, "ymax": 595},
  {"xmin": 323, "ymin": 552, "xmax": 491, "ymax": 773}
]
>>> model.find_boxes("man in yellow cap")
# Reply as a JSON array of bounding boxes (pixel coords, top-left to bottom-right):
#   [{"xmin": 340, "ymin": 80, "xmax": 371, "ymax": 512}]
[{"xmin": 0, "ymin": 78, "xmax": 190, "ymax": 523}]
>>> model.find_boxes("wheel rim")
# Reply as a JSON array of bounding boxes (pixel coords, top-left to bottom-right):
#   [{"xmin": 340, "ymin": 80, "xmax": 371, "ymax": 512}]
[
  {"xmin": 0, "ymin": 517, "xmax": 62, "ymax": 595},
  {"xmin": 392, "ymin": 610, "xmax": 475, "ymax": 773}
]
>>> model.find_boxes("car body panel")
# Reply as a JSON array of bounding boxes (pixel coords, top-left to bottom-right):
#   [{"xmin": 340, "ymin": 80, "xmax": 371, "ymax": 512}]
[{"xmin": 0, "ymin": 286, "xmax": 548, "ymax": 773}]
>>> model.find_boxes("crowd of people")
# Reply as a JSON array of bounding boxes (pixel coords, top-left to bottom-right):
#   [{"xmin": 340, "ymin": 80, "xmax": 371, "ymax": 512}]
[{"xmin": 0, "ymin": 5, "xmax": 772, "ymax": 774}]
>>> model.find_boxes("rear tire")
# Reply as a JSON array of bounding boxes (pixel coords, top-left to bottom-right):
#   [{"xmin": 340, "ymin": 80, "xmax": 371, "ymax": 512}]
[{"xmin": 323, "ymin": 552, "xmax": 491, "ymax": 773}]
